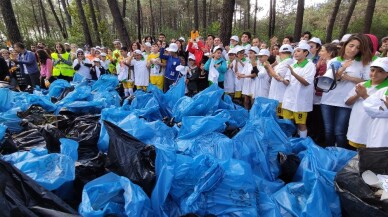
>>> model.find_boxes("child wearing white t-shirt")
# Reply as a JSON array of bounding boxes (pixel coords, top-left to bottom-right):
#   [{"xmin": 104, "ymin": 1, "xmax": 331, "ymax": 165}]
[{"xmin": 128, "ymin": 49, "xmax": 149, "ymax": 91}]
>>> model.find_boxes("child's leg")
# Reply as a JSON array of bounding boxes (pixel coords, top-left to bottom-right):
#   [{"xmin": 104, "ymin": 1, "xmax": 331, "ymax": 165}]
[
  {"xmin": 295, "ymin": 112, "xmax": 308, "ymax": 138},
  {"xmin": 124, "ymin": 88, "xmax": 129, "ymax": 97},
  {"xmin": 128, "ymin": 88, "xmax": 134, "ymax": 96}
]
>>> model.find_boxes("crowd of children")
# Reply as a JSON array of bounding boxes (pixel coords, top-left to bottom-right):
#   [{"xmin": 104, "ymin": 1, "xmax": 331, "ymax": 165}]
[{"xmin": 1, "ymin": 31, "xmax": 388, "ymax": 149}]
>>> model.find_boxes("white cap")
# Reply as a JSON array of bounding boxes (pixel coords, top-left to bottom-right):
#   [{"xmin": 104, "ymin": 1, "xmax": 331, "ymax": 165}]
[
  {"xmin": 76, "ymin": 48, "xmax": 84, "ymax": 54},
  {"xmin": 279, "ymin": 44, "xmax": 294, "ymax": 53},
  {"xmin": 179, "ymin": 37, "xmax": 185, "ymax": 42},
  {"xmin": 340, "ymin": 34, "xmax": 352, "ymax": 42},
  {"xmin": 371, "ymin": 57, "xmax": 388, "ymax": 72},
  {"xmin": 299, "ymin": 40, "xmax": 308, "ymax": 44},
  {"xmin": 144, "ymin": 42, "xmax": 152, "ymax": 47},
  {"xmin": 230, "ymin": 35, "xmax": 239, "ymax": 42},
  {"xmin": 134, "ymin": 49, "xmax": 143, "ymax": 55},
  {"xmin": 213, "ymin": 46, "xmax": 222, "ymax": 53},
  {"xmin": 100, "ymin": 52, "xmax": 107, "ymax": 57},
  {"xmin": 93, "ymin": 58, "xmax": 101, "ymax": 62},
  {"xmin": 188, "ymin": 54, "xmax": 196, "ymax": 61},
  {"xmin": 295, "ymin": 43, "xmax": 310, "ymax": 54},
  {"xmin": 95, "ymin": 46, "xmax": 101, "ymax": 50},
  {"xmin": 113, "ymin": 39, "xmax": 121, "ymax": 43},
  {"xmin": 166, "ymin": 43, "xmax": 178, "ymax": 52},
  {"xmin": 175, "ymin": 65, "xmax": 187, "ymax": 75},
  {"xmin": 381, "ymin": 36, "xmax": 388, "ymax": 42},
  {"xmin": 258, "ymin": 49, "xmax": 270, "ymax": 57},
  {"xmin": 308, "ymin": 37, "xmax": 322, "ymax": 46},
  {"xmin": 228, "ymin": 48, "xmax": 237, "ymax": 55},
  {"xmin": 64, "ymin": 42, "xmax": 70, "ymax": 46},
  {"xmin": 249, "ymin": 46, "xmax": 260, "ymax": 55},
  {"xmin": 94, "ymin": 49, "xmax": 101, "ymax": 53},
  {"xmin": 234, "ymin": 45, "xmax": 245, "ymax": 53},
  {"xmin": 332, "ymin": 39, "xmax": 340, "ymax": 43}
]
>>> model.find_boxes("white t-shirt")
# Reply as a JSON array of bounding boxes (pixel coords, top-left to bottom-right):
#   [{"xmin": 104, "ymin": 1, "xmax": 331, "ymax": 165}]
[
  {"xmin": 252, "ymin": 64, "xmax": 270, "ymax": 98},
  {"xmin": 117, "ymin": 58, "xmax": 132, "ymax": 82},
  {"xmin": 321, "ymin": 57, "xmax": 370, "ymax": 108},
  {"xmin": 346, "ymin": 82, "xmax": 381, "ymax": 144},
  {"xmin": 268, "ymin": 57, "xmax": 294, "ymax": 102},
  {"xmin": 241, "ymin": 61, "xmax": 254, "ymax": 95},
  {"xmin": 131, "ymin": 59, "xmax": 149, "ymax": 86},
  {"xmin": 73, "ymin": 58, "xmax": 92, "ymax": 79},
  {"xmin": 282, "ymin": 59, "xmax": 316, "ymax": 112},
  {"xmin": 232, "ymin": 58, "xmax": 247, "ymax": 92},
  {"xmin": 363, "ymin": 87, "xmax": 388, "ymax": 147},
  {"xmin": 242, "ymin": 43, "xmax": 252, "ymax": 55},
  {"xmin": 224, "ymin": 60, "xmax": 235, "ymax": 93}
]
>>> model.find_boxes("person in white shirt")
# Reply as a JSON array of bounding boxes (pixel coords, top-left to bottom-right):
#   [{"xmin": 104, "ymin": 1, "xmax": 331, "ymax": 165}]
[
  {"xmin": 346, "ymin": 57, "xmax": 388, "ymax": 149},
  {"xmin": 282, "ymin": 43, "xmax": 316, "ymax": 138},
  {"xmin": 241, "ymin": 32, "xmax": 252, "ymax": 56},
  {"xmin": 117, "ymin": 47, "xmax": 134, "ymax": 97},
  {"xmin": 73, "ymin": 49, "xmax": 92, "ymax": 79},
  {"xmin": 267, "ymin": 44, "xmax": 294, "ymax": 117},
  {"xmin": 128, "ymin": 49, "xmax": 149, "ymax": 91},
  {"xmin": 100, "ymin": 52, "xmax": 110, "ymax": 72},
  {"xmin": 224, "ymin": 48, "xmax": 236, "ymax": 96},
  {"xmin": 252, "ymin": 49, "xmax": 271, "ymax": 99},
  {"xmin": 232, "ymin": 46, "xmax": 248, "ymax": 103},
  {"xmin": 320, "ymin": 34, "xmax": 373, "ymax": 148}
]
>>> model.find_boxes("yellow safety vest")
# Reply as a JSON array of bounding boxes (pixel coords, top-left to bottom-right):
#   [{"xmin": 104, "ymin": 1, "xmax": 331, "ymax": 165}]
[{"xmin": 51, "ymin": 52, "xmax": 75, "ymax": 77}]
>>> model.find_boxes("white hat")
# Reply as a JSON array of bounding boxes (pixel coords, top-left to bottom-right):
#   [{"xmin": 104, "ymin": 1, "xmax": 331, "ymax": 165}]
[
  {"xmin": 295, "ymin": 43, "xmax": 310, "ymax": 54},
  {"xmin": 76, "ymin": 48, "xmax": 84, "ymax": 54},
  {"xmin": 95, "ymin": 46, "xmax": 101, "ymax": 50},
  {"xmin": 213, "ymin": 46, "xmax": 222, "ymax": 53},
  {"xmin": 340, "ymin": 34, "xmax": 352, "ymax": 42},
  {"xmin": 258, "ymin": 49, "xmax": 270, "ymax": 57},
  {"xmin": 144, "ymin": 42, "xmax": 152, "ymax": 47},
  {"xmin": 113, "ymin": 39, "xmax": 121, "ymax": 43},
  {"xmin": 64, "ymin": 42, "xmax": 70, "ymax": 46},
  {"xmin": 228, "ymin": 48, "xmax": 237, "ymax": 55},
  {"xmin": 249, "ymin": 46, "xmax": 260, "ymax": 55},
  {"xmin": 179, "ymin": 37, "xmax": 185, "ymax": 42},
  {"xmin": 100, "ymin": 52, "xmax": 107, "ymax": 57},
  {"xmin": 175, "ymin": 65, "xmax": 187, "ymax": 75},
  {"xmin": 234, "ymin": 45, "xmax": 245, "ymax": 53},
  {"xmin": 371, "ymin": 57, "xmax": 388, "ymax": 72},
  {"xmin": 381, "ymin": 36, "xmax": 388, "ymax": 42},
  {"xmin": 299, "ymin": 40, "xmax": 308, "ymax": 44},
  {"xmin": 308, "ymin": 37, "xmax": 322, "ymax": 46},
  {"xmin": 230, "ymin": 35, "xmax": 239, "ymax": 42},
  {"xmin": 188, "ymin": 54, "xmax": 196, "ymax": 61},
  {"xmin": 93, "ymin": 58, "xmax": 101, "ymax": 62},
  {"xmin": 94, "ymin": 49, "xmax": 101, "ymax": 53},
  {"xmin": 134, "ymin": 49, "xmax": 143, "ymax": 55},
  {"xmin": 279, "ymin": 44, "xmax": 294, "ymax": 53},
  {"xmin": 166, "ymin": 43, "xmax": 178, "ymax": 52},
  {"xmin": 332, "ymin": 39, "xmax": 340, "ymax": 44}
]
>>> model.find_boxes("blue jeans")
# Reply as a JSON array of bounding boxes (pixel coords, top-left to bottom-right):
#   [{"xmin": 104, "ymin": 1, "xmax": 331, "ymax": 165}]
[{"xmin": 321, "ymin": 104, "xmax": 351, "ymax": 148}]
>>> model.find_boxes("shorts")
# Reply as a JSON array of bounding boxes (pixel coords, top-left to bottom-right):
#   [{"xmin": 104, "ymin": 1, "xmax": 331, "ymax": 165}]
[
  {"xmin": 122, "ymin": 80, "xmax": 134, "ymax": 89},
  {"xmin": 234, "ymin": 91, "xmax": 242, "ymax": 99},
  {"xmin": 150, "ymin": 75, "xmax": 164, "ymax": 90},
  {"xmin": 282, "ymin": 109, "xmax": 308, "ymax": 124},
  {"xmin": 348, "ymin": 140, "xmax": 366, "ymax": 149},
  {"xmin": 136, "ymin": 85, "xmax": 147, "ymax": 91},
  {"xmin": 276, "ymin": 103, "xmax": 283, "ymax": 117}
]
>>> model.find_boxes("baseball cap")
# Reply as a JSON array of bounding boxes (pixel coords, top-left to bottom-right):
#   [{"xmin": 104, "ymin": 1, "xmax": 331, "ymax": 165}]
[
  {"xmin": 134, "ymin": 49, "xmax": 143, "ymax": 55},
  {"xmin": 188, "ymin": 54, "xmax": 196, "ymax": 61},
  {"xmin": 340, "ymin": 34, "xmax": 352, "ymax": 42},
  {"xmin": 93, "ymin": 58, "xmax": 101, "ymax": 62},
  {"xmin": 230, "ymin": 35, "xmax": 239, "ymax": 42},
  {"xmin": 179, "ymin": 37, "xmax": 185, "ymax": 42},
  {"xmin": 258, "ymin": 49, "xmax": 270, "ymax": 57},
  {"xmin": 332, "ymin": 39, "xmax": 340, "ymax": 44},
  {"xmin": 371, "ymin": 57, "xmax": 388, "ymax": 72},
  {"xmin": 228, "ymin": 48, "xmax": 237, "ymax": 55},
  {"xmin": 249, "ymin": 46, "xmax": 260, "ymax": 55},
  {"xmin": 213, "ymin": 46, "xmax": 223, "ymax": 53},
  {"xmin": 279, "ymin": 44, "xmax": 294, "ymax": 53},
  {"xmin": 234, "ymin": 45, "xmax": 245, "ymax": 53},
  {"xmin": 381, "ymin": 36, "xmax": 388, "ymax": 42},
  {"xmin": 64, "ymin": 42, "xmax": 70, "ymax": 46},
  {"xmin": 166, "ymin": 43, "xmax": 178, "ymax": 52},
  {"xmin": 100, "ymin": 52, "xmax": 107, "ymax": 57},
  {"xmin": 76, "ymin": 48, "xmax": 84, "ymax": 54},
  {"xmin": 295, "ymin": 43, "xmax": 310, "ymax": 54},
  {"xmin": 144, "ymin": 42, "xmax": 152, "ymax": 47},
  {"xmin": 308, "ymin": 37, "xmax": 322, "ymax": 46}
]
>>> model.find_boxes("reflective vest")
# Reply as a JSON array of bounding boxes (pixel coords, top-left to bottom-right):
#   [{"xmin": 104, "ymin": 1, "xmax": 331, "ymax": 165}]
[{"xmin": 51, "ymin": 52, "xmax": 75, "ymax": 77}]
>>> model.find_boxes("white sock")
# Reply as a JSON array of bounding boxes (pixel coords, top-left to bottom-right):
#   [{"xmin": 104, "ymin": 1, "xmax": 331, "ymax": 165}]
[
  {"xmin": 299, "ymin": 130, "xmax": 308, "ymax": 138},
  {"xmin": 124, "ymin": 88, "xmax": 129, "ymax": 97},
  {"xmin": 128, "ymin": 88, "xmax": 134, "ymax": 96}
]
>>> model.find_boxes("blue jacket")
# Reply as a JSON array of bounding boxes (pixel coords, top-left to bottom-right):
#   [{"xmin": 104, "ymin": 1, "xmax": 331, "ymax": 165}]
[
  {"xmin": 159, "ymin": 48, "xmax": 181, "ymax": 81},
  {"xmin": 204, "ymin": 58, "xmax": 227, "ymax": 82},
  {"xmin": 18, "ymin": 50, "xmax": 39, "ymax": 75}
]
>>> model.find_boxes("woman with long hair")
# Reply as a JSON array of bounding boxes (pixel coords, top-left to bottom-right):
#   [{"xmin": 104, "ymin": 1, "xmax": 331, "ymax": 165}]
[
  {"xmin": 320, "ymin": 34, "xmax": 373, "ymax": 149},
  {"xmin": 37, "ymin": 49, "xmax": 53, "ymax": 88},
  {"xmin": 51, "ymin": 42, "xmax": 74, "ymax": 82}
]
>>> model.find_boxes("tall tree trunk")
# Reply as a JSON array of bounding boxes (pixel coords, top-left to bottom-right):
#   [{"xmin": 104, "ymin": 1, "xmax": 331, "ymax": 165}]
[
  {"xmin": 88, "ymin": 0, "xmax": 101, "ymax": 45},
  {"xmin": 363, "ymin": 0, "xmax": 376, "ymax": 33},
  {"xmin": 159, "ymin": 0, "xmax": 162, "ymax": 33},
  {"xmin": 194, "ymin": 0, "xmax": 199, "ymax": 30},
  {"xmin": 208, "ymin": 0, "xmax": 212, "ymax": 27},
  {"xmin": 247, "ymin": 0, "xmax": 250, "ymax": 29},
  {"xmin": 219, "ymin": 0, "xmax": 235, "ymax": 46},
  {"xmin": 47, "ymin": 0, "xmax": 68, "ymax": 39},
  {"xmin": 58, "ymin": 0, "xmax": 68, "ymax": 35},
  {"xmin": 107, "ymin": 0, "xmax": 131, "ymax": 46},
  {"xmin": 269, "ymin": 0, "xmax": 273, "ymax": 38},
  {"xmin": 270, "ymin": 0, "xmax": 276, "ymax": 38},
  {"xmin": 39, "ymin": 0, "xmax": 50, "ymax": 37},
  {"xmin": 293, "ymin": 0, "xmax": 305, "ymax": 42},
  {"xmin": 325, "ymin": 0, "xmax": 341, "ymax": 42},
  {"xmin": 339, "ymin": 0, "xmax": 357, "ymax": 38},
  {"xmin": 60, "ymin": 0, "xmax": 72, "ymax": 27},
  {"xmin": 149, "ymin": 0, "xmax": 155, "ymax": 36},
  {"xmin": 94, "ymin": 0, "xmax": 102, "ymax": 21},
  {"xmin": 0, "ymin": 0, "xmax": 23, "ymax": 43},
  {"xmin": 122, "ymin": 0, "xmax": 126, "ymax": 18},
  {"xmin": 137, "ymin": 0, "xmax": 142, "ymax": 41},
  {"xmin": 30, "ymin": 0, "xmax": 42, "ymax": 38},
  {"xmin": 75, "ymin": 0, "xmax": 93, "ymax": 46},
  {"xmin": 202, "ymin": 0, "xmax": 207, "ymax": 33},
  {"xmin": 253, "ymin": 0, "xmax": 258, "ymax": 35}
]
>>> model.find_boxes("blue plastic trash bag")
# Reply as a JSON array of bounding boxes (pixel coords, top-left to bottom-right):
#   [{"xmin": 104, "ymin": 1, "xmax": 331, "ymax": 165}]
[
  {"xmin": 163, "ymin": 77, "xmax": 186, "ymax": 117},
  {"xmin": 13, "ymin": 153, "xmax": 75, "ymax": 191},
  {"xmin": 0, "ymin": 123, "xmax": 6, "ymax": 141},
  {"xmin": 26, "ymin": 94, "xmax": 57, "ymax": 112},
  {"xmin": 91, "ymin": 74, "xmax": 119, "ymax": 92},
  {"xmin": 48, "ymin": 79, "xmax": 71, "ymax": 98},
  {"xmin": 79, "ymin": 172, "xmax": 152, "ymax": 217},
  {"xmin": 0, "ymin": 107, "xmax": 22, "ymax": 133},
  {"xmin": 122, "ymin": 91, "xmax": 163, "ymax": 121},
  {"xmin": 60, "ymin": 138, "xmax": 79, "ymax": 161},
  {"xmin": 73, "ymin": 72, "xmax": 87, "ymax": 83},
  {"xmin": 0, "ymin": 88, "xmax": 13, "ymax": 112},
  {"xmin": 177, "ymin": 113, "xmax": 228, "ymax": 140},
  {"xmin": 1, "ymin": 147, "xmax": 48, "ymax": 164}
]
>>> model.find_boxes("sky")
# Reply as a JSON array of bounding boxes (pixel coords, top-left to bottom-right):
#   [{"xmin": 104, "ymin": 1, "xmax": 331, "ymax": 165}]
[{"xmin": 252, "ymin": 0, "xmax": 329, "ymax": 19}]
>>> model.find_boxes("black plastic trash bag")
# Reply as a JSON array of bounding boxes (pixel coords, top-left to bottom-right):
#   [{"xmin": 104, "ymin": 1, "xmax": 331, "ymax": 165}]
[
  {"xmin": 17, "ymin": 105, "xmax": 58, "ymax": 126},
  {"xmin": 40, "ymin": 124, "xmax": 66, "ymax": 153},
  {"xmin": 335, "ymin": 155, "xmax": 388, "ymax": 217},
  {"xmin": 104, "ymin": 120, "xmax": 156, "ymax": 196},
  {"xmin": 0, "ymin": 159, "xmax": 78, "ymax": 217},
  {"xmin": 359, "ymin": 147, "xmax": 388, "ymax": 175},
  {"xmin": 277, "ymin": 152, "xmax": 301, "ymax": 184},
  {"xmin": 12, "ymin": 128, "xmax": 46, "ymax": 151}
]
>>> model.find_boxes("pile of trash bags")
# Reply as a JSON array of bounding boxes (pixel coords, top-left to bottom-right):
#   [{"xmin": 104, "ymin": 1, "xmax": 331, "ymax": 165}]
[{"xmin": 0, "ymin": 75, "xmax": 362, "ymax": 216}]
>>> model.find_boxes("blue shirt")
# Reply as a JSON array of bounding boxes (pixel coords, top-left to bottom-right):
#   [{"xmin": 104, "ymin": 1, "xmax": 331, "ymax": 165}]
[
  {"xmin": 159, "ymin": 48, "xmax": 181, "ymax": 81},
  {"xmin": 18, "ymin": 50, "xmax": 39, "ymax": 75}
]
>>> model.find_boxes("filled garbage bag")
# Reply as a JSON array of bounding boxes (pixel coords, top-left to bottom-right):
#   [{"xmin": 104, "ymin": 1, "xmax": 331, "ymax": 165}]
[
  {"xmin": 358, "ymin": 147, "xmax": 388, "ymax": 175},
  {"xmin": 0, "ymin": 107, "xmax": 23, "ymax": 133},
  {"xmin": 40, "ymin": 124, "xmax": 66, "ymax": 153},
  {"xmin": 0, "ymin": 123, "xmax": 6, "ymax": 141},
  {"xmin": 0, "ymin": 88, "xmax": 13, "ymax": 112},
  {"xmin": 17, "ymin": 105, "xmax": 58, "ymax": 126},
  {"xmin": 1, "ymin": 147, "xmax": 48, "ymax": 164},
  {"xmin": 91, "ymin": 74, "xmax": 119, "ymax": 92},
  {"xmin": 177, "ymin": 113, "xmax": 227, "ymax": 140},
  {"xmin": 48, "ymin": 79, "xmax": 71, "ymax": 98},
  {"xmin": 335, "ymin": 155, "xmax": 388, "ymax": 217},
  {"xmin": 277, "ymin": 152, "xmax": 301, "ymax": 184},
  {"xmin": 104, "ymin": 121, "xmax": 156, "ymax": 196},
  {"xmin": 78, "ymin": 172, "xmax": 152, "ymax": 217},
  {"xmin": 0, "ymin": 159, "xmax": 78, "ymax": 217},
  {"xmin": 13, "ymin": 128, "xmax": 46, "ymax": 151}
]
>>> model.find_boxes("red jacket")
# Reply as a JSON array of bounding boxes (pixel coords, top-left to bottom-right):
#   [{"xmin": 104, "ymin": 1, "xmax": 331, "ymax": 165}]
[{"xmin": 188, "ymin": 41, "xmax": 205, "ymax": 67}]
